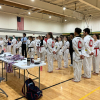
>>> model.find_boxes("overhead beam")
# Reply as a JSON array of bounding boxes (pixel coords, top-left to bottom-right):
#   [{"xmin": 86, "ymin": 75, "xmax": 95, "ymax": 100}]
[
  {"xmin": 4, "ymin": 0, "xmax": 84, "ymax": 19},
  {"xmin": 0, "ymin": 0, "xmax": 32, "ymax": 10},
  {"xmin": 79, "ymin": 0, "xmax": 100, "ymax": 11}
]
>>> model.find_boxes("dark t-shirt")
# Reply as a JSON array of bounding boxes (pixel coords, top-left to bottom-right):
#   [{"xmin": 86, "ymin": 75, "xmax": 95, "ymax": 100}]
[
  {"xmin": 69, "ymin": 40, "xmax": 73, "ymax": 52},
  {"xmin": 8, "ymin": 41, "xmax": 11, "ymax": 45}
]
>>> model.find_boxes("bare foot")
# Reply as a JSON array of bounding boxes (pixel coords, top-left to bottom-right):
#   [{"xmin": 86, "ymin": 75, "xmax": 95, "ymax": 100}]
[
  {"xmin": 72, "ymin": 79, "xmax": 80, "ymax": 82},
  {"xmin": 56, "ymin": 68, "xmax": 61, "ymax": 70},
  {"xmin": 92, "ymin": 73, "xmax": 96, "ymax": 75},
  {"xmin": 82, "ymin": 76, "xmax": 87, "ymax": 78},
  {"xmin": 47, "ymin": 71, "xmax": 53, "ymax": 73},
  {"xmin": 82, "ymin": 76, "xmax": 90, "ymax": 79}
]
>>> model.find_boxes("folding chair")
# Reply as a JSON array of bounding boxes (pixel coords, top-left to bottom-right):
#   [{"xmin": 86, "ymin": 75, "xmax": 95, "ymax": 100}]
[{"xmin": 0, "ymin": 77, "xmax": 8, "ymax": 97}]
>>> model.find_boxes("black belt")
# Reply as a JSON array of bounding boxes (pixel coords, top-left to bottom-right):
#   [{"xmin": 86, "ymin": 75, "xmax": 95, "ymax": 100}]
[
  {"xmin": 73, "ymin": 50, "xmax": 81, "ymax": 52},
  {"xmin": 28, "ymin": 47, "xmax": 34, "ymax": 52},
  {"xmin": 28, "ymin": 47, "xmax": 33, "ymax": 48}
]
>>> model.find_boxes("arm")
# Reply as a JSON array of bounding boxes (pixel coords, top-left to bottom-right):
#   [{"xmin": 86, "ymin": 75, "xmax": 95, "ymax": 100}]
[
  {"xmin": 33, "ymin": 42, "xmax": 36, "ymax": 49},
  {"xmin": 84, "ymin": 38, "xmax": 91, "ymax": 54},
  {"xmin": 24, "ymin": 37, "xmax": 27, "ymax": 43},
  {"xmin": 44, "ymin": 41, "xmax": 47, "ymax": 48},
  {"xmin": 72, "ymin": 40, "xmax": 80, "ymax": 56},
  {"xmin": 81, "ymin": 40, "xmax": 85, "ymax": 56},
  {"xmin": 9, "ymin": 40, "xmax": 12, "ymax": 43},
  {"xmin": 47, "ymin": 40, "xmax": 53, "ymax": 53},
  {"xmin": 91, "ymin": 39, "xmax": 94, "ymax": 53}
]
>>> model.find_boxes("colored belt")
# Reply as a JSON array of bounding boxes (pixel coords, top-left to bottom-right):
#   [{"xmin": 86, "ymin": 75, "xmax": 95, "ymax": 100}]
[
  {"xmin": 28, "ymin": 47, "xmax": 34, "ymax": 52},
  {"xmin": 39, "ymin": 46, "xmax": 44, "ymax": 51},
  {"xmin": 94, "ymin": 48, "xmax": 99, "ymax": 56}
]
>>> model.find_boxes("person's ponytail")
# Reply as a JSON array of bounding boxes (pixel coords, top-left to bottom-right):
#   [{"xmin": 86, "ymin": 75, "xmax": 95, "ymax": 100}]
[{"xmin": 48, "ymin": 32, "xmax": 53, "ymax": 39}]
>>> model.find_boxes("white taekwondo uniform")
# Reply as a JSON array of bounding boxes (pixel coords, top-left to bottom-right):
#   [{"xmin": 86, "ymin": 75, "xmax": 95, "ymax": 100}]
[
  {"xmin": 93, "ymin": 40, "xmax": 100, "ymax": 74},
  {"xmin": 62, "ymin": 41, "xmax": 69, "ymax": 68},
  {"xmin": 11, "ymin": 38, "xmax": 17, "ymax": 55},
  {"xmin": 28, "ymin": 41, "xmax": 36, "ymax": 57},
  {"xmin": 83, "ymin": 35, "xmax": 94, "ymax": 78},
  {"xmin": 72, "ymin": 36, "xmax": 85, "ymax": 82},
  {"xmin": 47, "ymin": 38, "xmax": 54, "ymax": 72}
]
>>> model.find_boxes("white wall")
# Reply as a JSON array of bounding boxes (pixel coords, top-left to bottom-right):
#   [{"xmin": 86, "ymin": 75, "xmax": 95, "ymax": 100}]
[
  {"xmin": 1, "ymin": 12, "xmax": 100, "ymax": 36},
  {"xmin": 63, "ymin": 18, "xmax": 100, "ymax": 33},
  {"xmin": 24, "ymin": 17, "xmax": 63, "ymax": 33},
  {"xmin": 0, "ymin": 13, "xmax": 63, "ymax": 37}
]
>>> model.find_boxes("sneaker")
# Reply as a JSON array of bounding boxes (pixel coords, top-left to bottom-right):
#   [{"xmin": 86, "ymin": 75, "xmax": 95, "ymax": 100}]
[{"xmin": 69, "ymin": 64, "xmax": 73, "ymax": 67}]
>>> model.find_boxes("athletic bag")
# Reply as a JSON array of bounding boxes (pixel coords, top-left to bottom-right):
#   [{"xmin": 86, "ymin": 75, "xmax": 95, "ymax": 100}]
[{"xmin": 22, "ymin": 78, "xmax": 43, "ymax": 100}]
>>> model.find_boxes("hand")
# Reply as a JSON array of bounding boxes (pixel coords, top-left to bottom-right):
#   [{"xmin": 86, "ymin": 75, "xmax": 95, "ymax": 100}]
[
  {"xmin": 81, "ymin": 55, "xmax": 84, "ymax": 59},
  {"xmin": 80, "ymin": 55, "xmax": 84, "ymax": 59},
  {"xmin": 90, "ymin": 52, "xmax": 94, "ymax": 55},
  {"xmin": 80, "ymin": 55, "xmax": 82, "ymax": 59},
  {"xmin": 53, "ymin": 51, "xmax": 56, "ymax": 54}
]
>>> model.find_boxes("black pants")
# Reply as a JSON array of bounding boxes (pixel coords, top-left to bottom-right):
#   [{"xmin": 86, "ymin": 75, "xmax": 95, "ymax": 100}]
[
  {"xmin": 22, "ymin": 44, "xmax": 27, "ymax": 57},
  {"xmin": 70, "ymin": 50, "xmax": 73, "ymax": 64}
]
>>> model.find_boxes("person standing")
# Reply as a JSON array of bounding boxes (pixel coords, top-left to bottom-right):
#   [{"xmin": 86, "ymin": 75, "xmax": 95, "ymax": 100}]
[
  {"xmin": 16, "ymin": 37, "xmax": 22, "ymax": 55},
  {"xmin": 54, "ymin": 38, "xmax": 58, "ymax": 61},
  {"xmin": 7, "ymin": 38, "xmax": 12, "ymax": 52},
  {"xmin": 47, "ymin": 32, "xmax": 54, "ymax": 73},
  {"xmin": 21, "ymin": 33, "xmax": 27, "ymax": 57},
  {"xmin": 92, "ymin": 34, "xmax": 100, "ymax": 75},
  {"xmin": 11, "ymin": 35, "xmax": 17, "ymax": 55},
  {"xmin": 72, "ymin": 28, "xmax": 85, "ymax": 82},
  {"xmin": 27, "ymin": 37, "xmax": 30, "ymax": 52},
  {"xmin": 4, "ymin": 35, "xmax": 8, "ymax": 52},
  {"xmin": 54, "ymin": 36, "xmax": 63, "ymax": 70},
  {"xmin": 36, "ymin": 36, "xmax": 40, "ymax": 58},
  {"xmin": 0, "ymin": 37, "xmax": 4, "ymax": 53},
  {"xmin": 83, "ymin": 28, "xmax": 94, "ymax": 79},
  {"xmin": 62, "ymin": 36, "xmax": 69, "ymax": 68},
  {"xmin": 28, "ymin": 36, "xmax": 35, "ymax": 58},
  {"xmin": 39, "ymin": 36, "xmax": 47, "ymax": 61},
  {"xmin": 69, "ymin": 33, "xmax": 74, "ymax": 66}
]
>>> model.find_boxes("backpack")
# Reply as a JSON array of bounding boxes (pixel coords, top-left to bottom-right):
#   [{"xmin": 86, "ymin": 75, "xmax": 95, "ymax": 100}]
[{"xmin": 22, "ymin": 78, "xmax": 43, "ymax": 100}]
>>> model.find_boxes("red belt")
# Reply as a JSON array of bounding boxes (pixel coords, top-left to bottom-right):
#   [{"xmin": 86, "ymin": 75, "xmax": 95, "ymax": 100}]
[
  {"xmin": 94, "ymin": 48, "xmax": 99, "ymax": 57},
  {"xmin": 38, "ymin": 46, "xmax": 44, "ymax": 51}
]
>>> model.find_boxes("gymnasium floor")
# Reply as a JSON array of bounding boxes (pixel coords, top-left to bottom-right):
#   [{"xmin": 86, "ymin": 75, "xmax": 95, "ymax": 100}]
[{"xmin": 0, "ymin": 56, "xmax": 100, "ymax": 100}]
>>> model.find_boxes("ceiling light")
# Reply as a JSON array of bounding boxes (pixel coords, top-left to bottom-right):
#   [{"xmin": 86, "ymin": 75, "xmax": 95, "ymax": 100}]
[
  {"xmin": 63, "ymin": 7, "xmax": 66, "ymax": 10},
  {"xmin": 49, "ymin": 16, "xmax": 51, "ymax": 18},
  {"xmin": 0, "ymin": 6, "xmax": 2, "ymax": 9},
  {"xmin": 31, "ymin": 0, "xmax": 35, "ymax": 1},
  {"xmin": 28, "ymin": 12, "xmax": 31, "ymax": 15},
  {"xmin": 65, "ymin": 20, "xmax": 67, "ymax": 21}
]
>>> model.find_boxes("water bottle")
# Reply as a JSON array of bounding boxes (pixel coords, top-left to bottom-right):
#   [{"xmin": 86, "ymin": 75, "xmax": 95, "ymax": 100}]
[
  {"xmin": 31, "ymin": 55, "xmax": 34, "ymax": 63},
  {"xmin": 27, "ymin": 58, "xmax": 30, "ymax": 66},
  {"xmin": 4, "ymin": 54, "xmax": 6, "ymax": 59}
]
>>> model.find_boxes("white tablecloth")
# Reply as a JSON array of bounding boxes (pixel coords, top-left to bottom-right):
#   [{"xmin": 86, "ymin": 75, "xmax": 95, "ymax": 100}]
[{"xmin": 0, "ymin": 52, "xmax": 46, "ymax": 69}]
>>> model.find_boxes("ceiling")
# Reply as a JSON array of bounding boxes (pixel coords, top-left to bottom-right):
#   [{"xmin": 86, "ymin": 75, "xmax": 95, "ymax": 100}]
[{"xmin": 0, "ymin": 0, "xmax": 100, "ymax": 23}]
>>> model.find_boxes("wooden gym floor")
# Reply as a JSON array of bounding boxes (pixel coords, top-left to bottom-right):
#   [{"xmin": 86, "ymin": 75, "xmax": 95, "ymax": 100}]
[{"xmin": 0, "ymin": 56, "xmax": 100, "ymax": 100}]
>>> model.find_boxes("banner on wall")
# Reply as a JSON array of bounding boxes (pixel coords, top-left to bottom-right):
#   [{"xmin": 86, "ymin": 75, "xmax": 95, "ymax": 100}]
[{"xmin": 17, "ymin": 17, "xmax": 24, "ymax": 30}]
